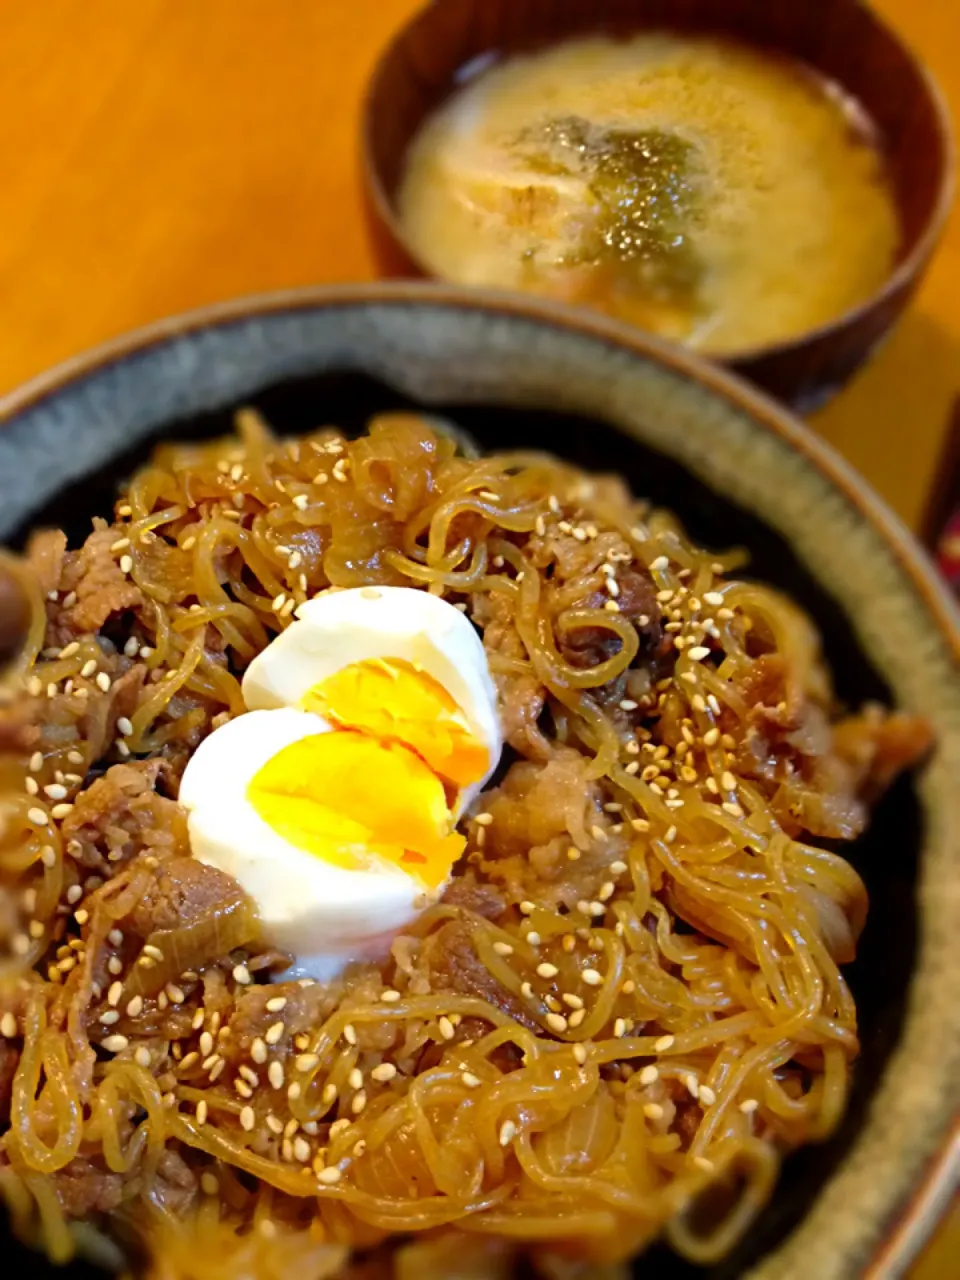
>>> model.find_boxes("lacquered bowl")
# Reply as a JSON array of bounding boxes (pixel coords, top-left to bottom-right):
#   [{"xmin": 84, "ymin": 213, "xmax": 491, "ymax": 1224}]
[
  {"xmin": 1, "ymin": 283, "xmax": 959, "ymax": 1278},
  {"xmin": 361, "ymin": 0, "xmax": 954, "ymax": 409}
]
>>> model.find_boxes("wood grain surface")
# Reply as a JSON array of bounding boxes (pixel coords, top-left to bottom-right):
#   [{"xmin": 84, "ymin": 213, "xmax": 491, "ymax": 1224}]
[{"xmin": 0, "ymin": 0, "xmax": 956, "ymax": 1267}]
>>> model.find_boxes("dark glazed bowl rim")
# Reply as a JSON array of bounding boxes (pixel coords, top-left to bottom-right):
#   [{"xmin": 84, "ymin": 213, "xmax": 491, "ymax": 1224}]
[
  {"xmin": 360, "ymin": 0, "xmax": 956, "ymax": 368},
  {"xmin": 1, "ymin": 280, "xmax": 959, "ymax": 1275}
]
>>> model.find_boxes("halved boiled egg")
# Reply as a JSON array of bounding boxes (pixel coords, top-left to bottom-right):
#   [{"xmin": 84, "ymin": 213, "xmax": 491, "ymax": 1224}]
[
  {"xmin": 179, "ymin": 708, "xmax": 466, "ymax": 980},
  {"xmin": 243, "ymin": 586, "xmax": 501, "ymax": 813},
  {"xmin": 179, "ymin": 588, "xmax": 501, "ymax": 979}
]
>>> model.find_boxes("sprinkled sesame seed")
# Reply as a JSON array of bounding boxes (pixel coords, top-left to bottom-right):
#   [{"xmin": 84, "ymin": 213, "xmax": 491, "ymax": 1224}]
[
  {"xmin": 493, "ymin": 941, "xmax": 513, "ymax": 956},
  {"xmin": 380, "ymin": 989, "xmax": 401, "ymax": 1003},
  {"xmin": 568, "ymin": 1008, "xmax": 586, "ymax": 1028},
  {"xmin": 343, "ymin": 1023, "xmax": 357, "ymax": 1045},
  {"xmin": 371, "ymin": 1062, "xmax": 397, "ymax": 1083},
  {"xmin": 27, "ymin": 807, "xmax": 48, "ymax": 826},
  {"xmin": 107, "ymin": 981, "xmax": 123, "ymax": 1007},
  {"xmin": 318, "ymin": 1166, "xmax": 342, "ymax": 1185},
  {"xmin": 461, "ymin": 1071, "xmax": 482, "ymax": 1089},
  {"xmin": 265, "ymin": 1021, "xmax": 285, "ymax": 1045},
  {"xmin": 582, "ymin": 968, "xmax": 603, "ymax": 986},
  {"xmin": 545, "ymin": 1012, "xmax": 568, "ymax": 1034},
  {"xmin": 721, "ymin": 770, "xmax": 737, "ymax": 791},
  {"xmin": 65, "ymin": 884, "xmax": 83, "ymax": 905},
  {"xmin": 573, "ymin": 1044, "xmax": 588, "ymax": 1065},
  {"xmin": 240, "ymin": 1106, "xmax": 255, "ymax": 1131},
  {"xmin": 650, "ymin": 555, "xmax": 669, "ymax": 571},
  {"xmin": 348, "ymin": 1067, "xmax": 363, "ymax": 1090},
  {"xmin": 108, "ymin": 928, "xmax": 124, "ymax": 947},
  {"xmin": 519, "ymin": 901, "xmax": 535, "ymax": 915},
  {"xmin": 562, "ymin": 993, "xmax": 584, "ymax": 1010},
  {"xmin": 655, "ymin": 1034, "xmax": 676, "ymax": 1052},
  {"xmin": 722, "ymin": 801, "xmax": 744, "ymax": 817},
  {"xmin": 265, "ymin": 996, "xmax": 287, "ymax": 1013},
  {"xmin": 693, "ymin": 1155, "xmax": 715, "ymax": 1173},
  {"xmin": 268, "ymin": 1061, "xmax": 285, "ymax": 1090},
  {"xmin": 102, "ymin": 1035, "xmax": 129, "ymax": 1053},
  {"xmin": 739, "ymin": 1098, "xmax": 759, "ymax": 1114},
  {"xmin": 1, "ymin": 1013, "xmax": 17, "ymax": 1038},
  {"xmin": 295, "ymin": 1053, "xmax": 319, "ymax": 1072},
  {"xmin": 613, "ymin": 1018, "xmax": 627, "ymax": 1038},
  {"xmin": 536, "ymin": 962, "xmax": 559, "ymax": 979},
  {"xmin": 699, "ymin": 1086, "xmax": 717, "ymax": 1106},
  {"xmin": 603, "ymin": 599, "xmax": 621, "ymax": 613},
  {"xmin": 438, "ymin": 1016, "xmax": 455, "ymax": 1041},
  {"xmin": 526, "ymin": 931, "xmax": 541, "ymax": 947},
  {"xmin": 499, "ymin": 1120, "xmax": 517, "ymax": 1146},
  {"xmin": 50, "ymin": 802, "xmax": 73, "ymax": 820},
  {"xmin": 664, "ymin": 826, "xmax": 677, "ymax": 843},
  {"xmin": 351, "ymin": 1090, "xmax": 367, "ymax": 1115},
  {"xmin": 639, "ymin": 1065, "xmax": 659, "ymax": 1086},
  {"xmin": 643, "ymin": 1103, "xmax": 664, "ymax": 1120}
]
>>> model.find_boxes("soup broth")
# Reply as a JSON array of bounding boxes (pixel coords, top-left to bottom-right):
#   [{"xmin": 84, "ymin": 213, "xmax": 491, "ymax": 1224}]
[{"xmin": 398, "ymin": 33, "xmax": 900, "ymax": 354}]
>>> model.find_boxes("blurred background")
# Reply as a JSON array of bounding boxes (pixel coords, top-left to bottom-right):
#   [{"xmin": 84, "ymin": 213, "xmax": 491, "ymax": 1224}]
[{"xmin": 0, "ymin": 0, "xmax": 956, "ymax": 1270}]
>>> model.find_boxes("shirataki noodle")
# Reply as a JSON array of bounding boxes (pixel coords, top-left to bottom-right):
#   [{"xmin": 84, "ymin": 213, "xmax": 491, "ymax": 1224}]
[{"xmin": 0, "ymin": 411, "xmax": 930, "ymax": 1278}]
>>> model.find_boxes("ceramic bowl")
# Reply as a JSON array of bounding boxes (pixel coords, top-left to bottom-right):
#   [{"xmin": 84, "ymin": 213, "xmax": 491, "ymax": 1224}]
[
  {"xmin": 1, "ymin": 283, "xmax": 959, "ymax": 1278},
  {"xmin": 362, "ymin": 0, "xmax": 954, "ymax": 409}
]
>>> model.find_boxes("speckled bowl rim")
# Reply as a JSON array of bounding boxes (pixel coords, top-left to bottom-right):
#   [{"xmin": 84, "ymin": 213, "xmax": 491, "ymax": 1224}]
[{"xmin": 1, "ymin": 281, "xmax": 958, "ymax": 1277}]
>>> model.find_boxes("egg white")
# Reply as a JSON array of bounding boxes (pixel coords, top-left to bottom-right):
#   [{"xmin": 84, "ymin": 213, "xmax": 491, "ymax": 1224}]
[
  {"xmin": 242, "ymin": 586, "xmax": 501, "ymax": 812},
  {"xmin": 178, "ymin": 708, "xmax": 443, "ymax": 981}
]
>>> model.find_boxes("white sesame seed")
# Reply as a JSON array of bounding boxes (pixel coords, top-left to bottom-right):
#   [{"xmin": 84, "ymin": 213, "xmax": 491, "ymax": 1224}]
[
  {"xmin": 240, "ymin": 1106, "xmax": 255, "ymax": 1131},
  {"xmin": 536, "ymin": 963, "xmax": 559, "ymax": 979},
  {"xmin": 546, "ymin": 1012, "xmax": 568, "ymax": 1034},
  {"xmin": 650, "ymin": 555, "xmax": 669, "ymax": 571},
  {"xmin": 582, "ymin": 969, "xmax": 603, "ymax": 987},
  {"xmin": 265, "ymin": 996, "xmax": 287, "ymax": 1013},
  {"xmin": 40, "ymin": 845, "xmax": 56, "ymax": 868},
  {"xmin": 1, "ymin": 1013, "xmax": 17, "ymax": 1038},
  {"xmin": 693, "ymin": 1155, "xmax": 715, "ymax": 1173},
  {"xmin": 107, "ymin": 981, "xmax": 123, "ymax": 1007},
  {"xmin": 66, "ymin": 884, "xmax": 83, "ymax": 904},
  {"xmin": 42, "ymin": 783, "xmax": 67, "ymax": 801},
  {"xmin": 268, "ymin": 1061, "xmax": 285, "ymax": 1090},
  {"xmin": 473, "ymin": 812, "xmax": 493, "ymax": 826},
  {"xmin": 27, "ymin": 807, "xmax": 48, "ymax": 826},
  {"xmin": 493, "ymin": 941, "xmax": 513, "ymax": 956},
  {"xmin": 348, "ymin": 1068, "xmax": 363, "ymax": 1090},
  {"xmin": 613, "ymin": 1018, "xmax": 627, "ymax": 1038},
  {"xmin": 722, "ymin": 801, "xmax": 744, "ymax": 818},
  {"xmin": 318, "ymin": 1166, "xmax": 341, "ymax": 1185},
  {"xmin": 519, "ymin": 901, "xmax": 535, "ymax": 915},
  {"xmin": 499, "ymin": 1120, "xmax": 517, "ymax": 1146},
  {"xmin": 739, "ymin": 1098, "xmax": 759, "ymax": 1114},
  {"xmin": 639, "ymin": 1065, "xmax": 659, "ymax": 1085},
  {"xmin": 573, "ymin": 1044, "xmax": 588, "ymax": 1065},
  {"xmin": 265, "ymin": 1021, "xmax": 285, "ymax": 1045},
  {"xmin": 351, "ymin": 1090, "xmax": 367, "ymax": 1115},
  {"xmin": 461, "ymin": 1071, "xmax": 482, "ymax": 1089},
  {"xmin": 50, "ymin": 803, "xmax": 73, "ymax": 820},
  {"xmin": 126, "ymin": 996, "xmax": 143, "ymax": 1018},
  {"xmin": 643, "ymin": 1103, "xmax": 664, "ymax": 1120},
  {"xmin": 134, "ymin": 1047, "xmax": 151, "ymax": 1068},
  {"xmin": 380, "ymin": 989, "xmax": 401, "ymax": 1003},
  {"xmin": 102, "ymin": 1035, "xmax": 129, "ymax": 1053},
  {"xmin": 526, "ymin": 931, "xmax": 541, "ymax": 947},
  {"xmin": 603, "ymin": 599, "xmax": 621, "ymax": 613},
  {"xmin": 655, "ymin": 1035, "xmax": 675, "ymax": 1052},
  {"xmin": 687, "ymin": 645, "xmax": 710, "ymax": 661},
  {"xmin": 371, "ymin": 1063, "xmax": 397, "ymax": 1083},
  {"xmin": 699, "ymin": 1086, "xmax": 717, "ymax": 1106},
  {"xmin": 664, "ymin": 826, "xmax": 677, "ymax": 843},
  {"xmin": 438, "ymin": 1016, "xmax": 455, "ymax": 1041},
  {"xmin": 343, "ymin": 1023, "xmax": 357, "ymax": 1045}
]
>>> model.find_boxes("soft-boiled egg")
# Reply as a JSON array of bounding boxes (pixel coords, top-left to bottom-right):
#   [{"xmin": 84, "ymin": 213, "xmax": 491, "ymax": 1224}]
[
  {"xmin": 243, "ymin": 586, "xmax": 501, "ymax": 814},
  {"xmin": 179, "ymin": 587, "xmax": 501, "ymax": 979}
]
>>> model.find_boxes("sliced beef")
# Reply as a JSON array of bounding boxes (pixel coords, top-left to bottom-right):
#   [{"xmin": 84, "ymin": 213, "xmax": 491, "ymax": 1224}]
[
  {"xmin": 128, "ymin": 856, "xmax": 245, "ymax": 937},
  {"xmin": 61, "ymin": 760, "xmax": 189, "ymax": 872},
  {"xmin": 58, "ymin": 522, "xmax": 144, "ymax": 638},
  {"xmin": 423, "ymin": 917, "xmax": 539, "ymax": 1033},
  {"xmin": 52, "ymin": 1158, "xmax": 124, "ymax": 1217}
]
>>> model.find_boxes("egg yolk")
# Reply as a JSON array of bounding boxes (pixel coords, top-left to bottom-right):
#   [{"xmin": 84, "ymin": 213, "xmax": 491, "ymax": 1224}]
[
  {"xmin": 302, "ymin": 658, "xmax": 489, "ymax": 789},
  {"xmin": 246, "ymin": 728, "xmax": 464, "ymax": 889}
]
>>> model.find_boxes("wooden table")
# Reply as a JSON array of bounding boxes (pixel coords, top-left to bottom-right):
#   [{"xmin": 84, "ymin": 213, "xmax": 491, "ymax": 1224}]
[{"xmin": 0, "ymin": 0, "xmax": 957, "ymax": 1270}]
